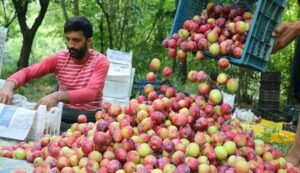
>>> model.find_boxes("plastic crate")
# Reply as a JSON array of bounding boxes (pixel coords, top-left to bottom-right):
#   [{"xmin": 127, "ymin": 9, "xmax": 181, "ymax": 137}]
[
  {"xmin": 169, "ymin": 0, "xmax": 287, "ymax": 72},
  {"xmin": 260, "ymin": 82, "xmax": 281, "ymax": 90},
  {"xmin": 258, "ymin": 101, "xmax": 280, "ymax": 111},
  {"xmin": 241, "ymin": 120, "xmax": 296, "ymax": 144},
  {"xmin": 259, "ymin": 90, "xmax": 280, "ymax": 100},
  {"xmin": 283, "ymin": 123, "xmax": 297, "ymax": 133},
  {"xmin": 260, "ymin": 72, "xmax": 281, "ymax": 82},
  {"xmin": 258, "ymin": 108, "xmax": 288, "ymax": 122},
  {"xmin": 284, "ymin": 104, "xmax": 300, "ymax": 124}
]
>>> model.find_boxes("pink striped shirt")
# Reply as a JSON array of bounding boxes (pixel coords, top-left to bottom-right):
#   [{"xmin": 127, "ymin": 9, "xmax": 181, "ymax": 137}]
[{"xmin": 7, "ymin": 49, "xmax": 110, "ymax": 110}]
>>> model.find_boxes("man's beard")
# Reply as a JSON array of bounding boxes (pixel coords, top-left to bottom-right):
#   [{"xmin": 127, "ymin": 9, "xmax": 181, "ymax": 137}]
[{"xmin": 68, "ymin": 44, "xmax": 88, "ymax": 60}]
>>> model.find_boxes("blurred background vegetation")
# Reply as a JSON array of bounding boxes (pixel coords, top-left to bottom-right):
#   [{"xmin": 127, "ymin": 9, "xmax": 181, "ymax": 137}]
[{"xmin": 0, "ymin": 0, "xmax": 299, "ymax": 110}]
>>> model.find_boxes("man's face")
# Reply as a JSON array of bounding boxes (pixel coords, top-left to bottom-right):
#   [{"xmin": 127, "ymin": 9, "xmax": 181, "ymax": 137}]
[{"xmin": 65, "ymin": 31, "xmax": 90, "ymax": 60}]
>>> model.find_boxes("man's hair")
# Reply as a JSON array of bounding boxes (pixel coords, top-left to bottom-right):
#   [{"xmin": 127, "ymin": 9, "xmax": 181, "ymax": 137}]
[{"xmin": 64, "ymin": 16, "xmax": 93, "ymax": 38}]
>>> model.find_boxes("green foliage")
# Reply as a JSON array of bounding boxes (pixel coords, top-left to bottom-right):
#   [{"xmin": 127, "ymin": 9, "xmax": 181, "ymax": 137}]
[{"xmin": 0, "ymin": 0, "xmax": 299, "ymax": 105}]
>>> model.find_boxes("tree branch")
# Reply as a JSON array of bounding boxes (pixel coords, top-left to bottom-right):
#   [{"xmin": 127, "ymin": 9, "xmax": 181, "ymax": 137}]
[
  {"xmin": 12, "ymin": 0, "xmax": 28, "ymax": 34},
  {"xmin": 4, "ymin": 13, "xmax": 16, "ymax": 28},
  {"xmin": 119, "ymin": 0, "xmax": 130, "ymax": 49},
  {"xmin": 30, "ymin": 0, "xmax": 50, "ymax": 37},
  {"xmin": 96, "ymin": 0, "xmax": 113, "ymax": 48},
  {"xmin": 99, "ymin": 15, "xmax": 105, "ymax": 53},
  {"xmin": 1, "ymin": 0, "xmax": 17, "ymax": 28},
  {"xmin": 1, "ymin": 0, "xmax": 7, "ymax": 20},
  {"xmin": 60, "ymin": 0, "xmax": 69, "ymax": 20},
  {"xmin": 132, "ymin": 0, "xmax": 165, "ymax": 49},
  {"xmin": 144, "ymin": 0, "xmax": 165, "ymax": 42},
  {"xmin": 73, "ymin": 0, "xmax": 79, "ymax": 16}
]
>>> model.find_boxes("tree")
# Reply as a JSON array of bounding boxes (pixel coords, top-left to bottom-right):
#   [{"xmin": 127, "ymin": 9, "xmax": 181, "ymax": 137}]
[
  {"xmin": 12, "ymin": 0, "xmax": 50, "ymax": 69},
  {"xmin": 59, "ymin": 0, "xmax": 69, "ymax": 20},
  {"xmin": 59, "ymin": 0, "xmax": 80, "ymax": 20},
  {"xmin": 0, "ymin": 0, "xmax": 17, "ymax": 28}
]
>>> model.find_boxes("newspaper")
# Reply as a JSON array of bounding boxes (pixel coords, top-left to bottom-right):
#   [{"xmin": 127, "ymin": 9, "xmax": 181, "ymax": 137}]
[{"xmin": 0, "ymin": 104, "xmax": 36, "ymax": 140}]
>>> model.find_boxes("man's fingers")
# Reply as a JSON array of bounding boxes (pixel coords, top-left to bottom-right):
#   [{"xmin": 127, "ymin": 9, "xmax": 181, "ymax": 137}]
[
  {"xmin": 272, "ymin": 44, "xmax": 278, "ymax": 53},
  {"xmin": 272, "ymin": 25, "xmax": 286, "ymax": 37},
  {"xmin": 0, "ymin": 94, "xmax": 5, "ymax": 104},
  {"xmin": 34, "ymin": 101, "xmax": 54, "ymax": 110},
  {"xmin": 7, "ymin": 95, "xmax": 13, "ymax": 105},
  {"xmin": 272, "ymin": 39, "xmax": 281, "ymax": 52},
  {"xmin": 1, "ymin": 96, "xmax": 7, "ymax": 104},
  {"xmin": 34, "ymin": 101, "xmax": 41, "ymax": 110},
  {"xmin": 272, "ymin": 39, "xmax": 284, "ymax": 53}
]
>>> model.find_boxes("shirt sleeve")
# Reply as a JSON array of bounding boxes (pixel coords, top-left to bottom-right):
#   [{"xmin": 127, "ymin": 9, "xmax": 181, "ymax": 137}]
[
  {"xmin": 7, "ymin": 55, "xmax": 58, "ymax": 88},
  {"xmin": 67, "ymin": 57, "xmax": 110, "ymax": 104}
]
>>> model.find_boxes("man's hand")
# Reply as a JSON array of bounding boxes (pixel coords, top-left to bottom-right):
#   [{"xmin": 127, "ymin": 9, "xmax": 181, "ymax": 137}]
[
  {"xmin": 34, "ymin": 93, "xmax": 59, "ymax": 110},
  {"xmin": 34, "ymin": 91, "xmax": 69, "ymax": 110},
  {"xmin": 0, "ymin": 81, "xmax": 15, "ymax": 104},
  {"xmin": 272, "ymin": 21, "xmax": 300, "ymax": 52}
]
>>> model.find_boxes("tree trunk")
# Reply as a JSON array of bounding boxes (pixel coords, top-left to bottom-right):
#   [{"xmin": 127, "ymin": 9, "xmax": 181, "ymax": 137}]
[
  {"xmin": 118, "ymin": 0, "xmax": 130, "ymax": 49},
  {"xmin": 18, "ymin": 33, "xmax": 34, "ymax": 68},
  {"xmin": 172, "ymin": 0, "xmax": 179, "ymax": 81},
  {"xmin": 73, "ymin": 0, "xmax": 79, "ymax": 16},
  {"xmin": 99, "ymin": 16, "xmax": 105, "ymax": 53},
  {"xmin": 12, "ymin": 0, "xmax": 50, "ymax": 70},
  {"xmin": 60, "ymin": 0, "xmax": 69, "ymax": 20},
  {"xmin": 96, "ymin": 0, "xmax": 114, "ymax": 48}
]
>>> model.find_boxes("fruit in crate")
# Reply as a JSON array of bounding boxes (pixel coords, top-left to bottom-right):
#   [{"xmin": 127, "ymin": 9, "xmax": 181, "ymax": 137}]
[{"xmin": 163, "ymin": 3, "xmax": 253, "ymax": 63}]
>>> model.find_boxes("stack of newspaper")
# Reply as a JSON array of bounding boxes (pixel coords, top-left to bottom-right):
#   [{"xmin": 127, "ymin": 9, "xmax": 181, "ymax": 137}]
[{"xmin": 0, "ymin": 103, "xmax": 36, "ymax": 140}]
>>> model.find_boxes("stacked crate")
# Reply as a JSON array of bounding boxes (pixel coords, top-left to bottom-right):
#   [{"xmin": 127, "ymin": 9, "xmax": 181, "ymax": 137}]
[
  {"xmin": 102, "ymin": 49, "xmax": 135, "ymax": 107},
  {"xmin": 258, "ymin": 72, "xmax": 281, "ymax": 110},
  {"xmin": 258, "ymin": 72, "xmax": 288, "ymax": 121}
]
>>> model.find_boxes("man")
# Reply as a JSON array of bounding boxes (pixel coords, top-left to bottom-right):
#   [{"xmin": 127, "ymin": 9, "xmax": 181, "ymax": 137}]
[
  {"xmin": 272, "ymin": 20, "xmax": 300, "ymax": 167},
  {"xmin": 0, "ymin": 16, "xmax": 110, "ymax": 131}
]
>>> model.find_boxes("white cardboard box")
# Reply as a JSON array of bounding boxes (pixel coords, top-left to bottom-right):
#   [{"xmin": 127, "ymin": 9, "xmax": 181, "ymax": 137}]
[
  {"xmin": 104, "ymin": 49, "xmax": 135, "ymax": 101},
  {"xmin": 128, "ymin": 68, "xmax": 135, "ymax": 97},
  {"xmin": 103, "ymin": 68, "xmax": 135, "ymax": 99},
  {"xmin": 106, "ymin": 62, "xmax": 132, "ymax": 82},
  {"xmin": 107, "ymin": 48, "xmax": 132, "ymax": 64},
  {"xmin": 103, "ymin": 80, "xmax": 132, "ymax": 99}
]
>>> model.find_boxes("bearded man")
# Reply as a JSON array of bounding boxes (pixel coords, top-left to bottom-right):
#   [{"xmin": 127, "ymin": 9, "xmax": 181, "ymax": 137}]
[{"xmin": 0, "ymin": 16, "xmax": 110, "ymax": 131}]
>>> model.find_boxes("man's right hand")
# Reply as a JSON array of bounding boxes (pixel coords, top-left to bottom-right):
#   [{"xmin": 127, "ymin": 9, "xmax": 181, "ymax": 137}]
[{"xmin": 0, "ymin": 81, "xmax": 15, "ymax": 104}]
